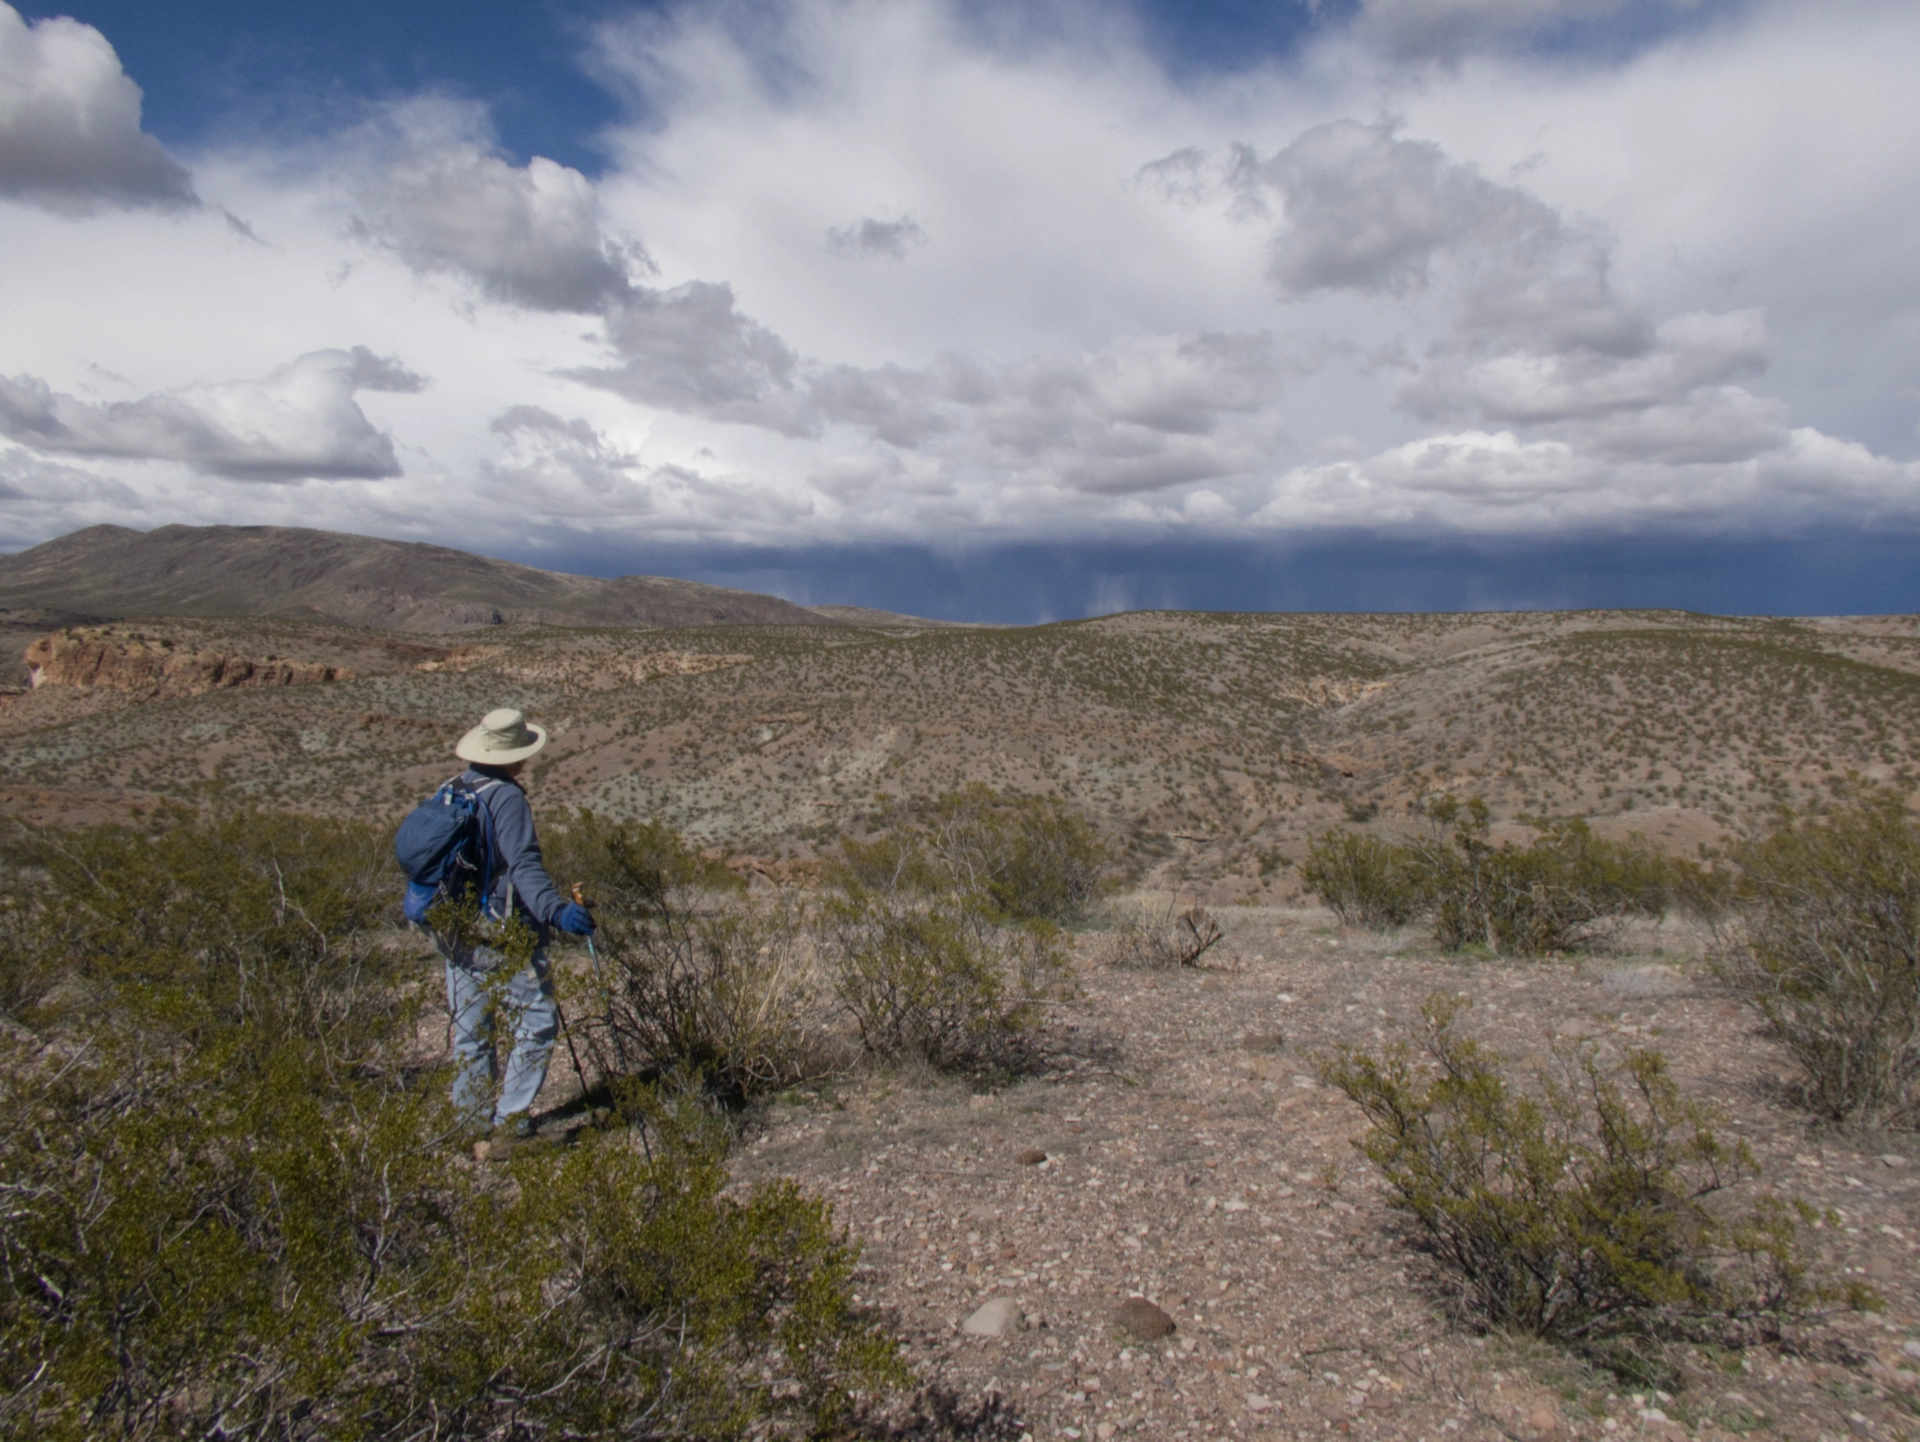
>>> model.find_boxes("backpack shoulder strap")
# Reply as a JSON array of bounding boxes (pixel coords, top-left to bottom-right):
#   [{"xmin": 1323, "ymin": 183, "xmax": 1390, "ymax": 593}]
[{"xmin": 463, "ymin": 776, "xmax": 506, "ymax": 905}]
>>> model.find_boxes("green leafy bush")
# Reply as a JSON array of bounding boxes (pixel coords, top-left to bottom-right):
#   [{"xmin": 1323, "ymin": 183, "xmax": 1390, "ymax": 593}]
[
  {"xmin": 1711, "ymin": 790, "xmax": 1920, "ymax": 1129},
  {"xmin": 0, "ymin": 812, "xmax": 903, "ymax": 1439},
  {"xmin": 1320, "ymin": 994, "xmax": 1868, "ymax": 1356},
  {"xmin": 840, "ymin": 784, "xmax": 1111, "ymax": 924},
  {"xmin": 1420, "ymin": 798, "xmax": 1672, "ymax": 954},
  {"xmin": 382, "ymin": 1100, "xmax": 906, "ymax": 1440},
  {"xmin": 1300, "ymin": 796, "xmax": 1673, "ymax": 954},
  {"xmin": 1299, "ymin": 830, "xmax": 1426, "ymax": 928}
]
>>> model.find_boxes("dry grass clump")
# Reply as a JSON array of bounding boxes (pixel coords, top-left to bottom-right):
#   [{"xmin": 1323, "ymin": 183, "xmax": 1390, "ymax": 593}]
[
  {"xmin": 1711, "ymin": 789, "xmax": 1920, "ymax": 1129},
  {"xmin": 552, "ymin": 801, "xmax": 1081, "ymax": 1091},
  {"xmin": 1320, "ymin": 995, "xmax": 1873, "ymax": 1375},
  {"xmin": 549, "ymin": 811, "xmax": 842, "ymax": 1102},
  {"xmin": 1104, "ymin": 898, "xmax": 1225, "ymax": 969}
]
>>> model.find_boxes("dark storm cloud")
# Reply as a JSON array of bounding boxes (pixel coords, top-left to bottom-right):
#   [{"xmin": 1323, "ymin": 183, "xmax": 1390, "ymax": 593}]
[{"xmin": 522, "ymin": 530, "xmax": 1920, "ymax": 625}]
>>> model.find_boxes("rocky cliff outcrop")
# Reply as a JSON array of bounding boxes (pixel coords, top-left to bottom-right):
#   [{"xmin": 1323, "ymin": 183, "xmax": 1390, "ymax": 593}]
[{"xmin": 25, "ymin": 628, "xmax": 352, "ymax": 696}]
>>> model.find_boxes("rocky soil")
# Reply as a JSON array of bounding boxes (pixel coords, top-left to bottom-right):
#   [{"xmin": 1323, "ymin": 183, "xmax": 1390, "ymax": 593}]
[{"xmin": 688, "ymin": 905, "xmax": 1920, "ymax": 1442}]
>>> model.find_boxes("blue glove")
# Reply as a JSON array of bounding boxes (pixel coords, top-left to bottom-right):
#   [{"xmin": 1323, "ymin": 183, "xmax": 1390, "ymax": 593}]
[{"xmin": 554, "ymin": 902, "xmax": 596, "ymax": 936}]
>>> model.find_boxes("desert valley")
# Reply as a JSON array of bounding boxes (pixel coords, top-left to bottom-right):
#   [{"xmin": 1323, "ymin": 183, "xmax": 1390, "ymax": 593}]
[{"xmin": 1, "ymin": 524, "xmax": 1917, "ymax": 1442}]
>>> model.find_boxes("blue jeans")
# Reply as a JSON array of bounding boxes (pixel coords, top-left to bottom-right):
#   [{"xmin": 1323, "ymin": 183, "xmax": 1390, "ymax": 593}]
[{"xmin": 438, "ymin": 938, "xmax": 558, "ymax": 1128}]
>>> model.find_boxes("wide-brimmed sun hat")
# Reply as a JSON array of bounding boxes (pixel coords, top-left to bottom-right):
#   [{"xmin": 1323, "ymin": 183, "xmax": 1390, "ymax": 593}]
[{"xmin": 455, "ymin": 707, "xmax": 548, "ymax": 765}]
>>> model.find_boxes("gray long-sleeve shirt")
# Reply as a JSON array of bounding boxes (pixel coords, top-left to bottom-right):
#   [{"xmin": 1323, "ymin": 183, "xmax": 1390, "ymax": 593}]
[{"xmin": 460, "ymin": 767, "xmax": 566, "ymax": 931}]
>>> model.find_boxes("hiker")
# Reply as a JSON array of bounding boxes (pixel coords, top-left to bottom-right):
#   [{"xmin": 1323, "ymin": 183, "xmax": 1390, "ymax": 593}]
[{"xmin": 433, "ymin": 707, "xmax": 595, "ymax": 1137}]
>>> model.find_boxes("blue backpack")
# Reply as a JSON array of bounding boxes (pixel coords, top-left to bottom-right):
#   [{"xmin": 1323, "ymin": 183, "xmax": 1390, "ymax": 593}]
[{"xmin": 394, "ymin": 776, "xmax": 500, "ymax": 925}]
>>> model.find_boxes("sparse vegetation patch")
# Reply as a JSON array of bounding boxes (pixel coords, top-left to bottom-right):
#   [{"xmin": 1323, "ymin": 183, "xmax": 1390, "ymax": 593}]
[
  {"xmin": 1320, "ymin": 995, "xmax": 1872, "ymax": 1368},
  {"xmin": 1303, "ymin": 796, "xmax": 1675, "ymax": 954},
  {"xmin": 1711, "ymin": 789, "xmax": 1920, "ymax": 1130},
  {"xmin": 0, "ymin": 812, "xmax": 903, "ymax": 1439}
]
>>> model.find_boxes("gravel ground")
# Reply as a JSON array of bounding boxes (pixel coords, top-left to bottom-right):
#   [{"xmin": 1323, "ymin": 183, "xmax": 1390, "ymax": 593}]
[{"xmin": 718, "ymin": 906, "xmax": 1920, "ymax": 1442}]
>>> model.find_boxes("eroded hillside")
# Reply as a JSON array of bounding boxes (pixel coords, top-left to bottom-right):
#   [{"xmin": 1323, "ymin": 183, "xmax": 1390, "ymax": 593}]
[{"xmin": 2, "ymin": 609, "xmax": 1914, "ymax": 894}]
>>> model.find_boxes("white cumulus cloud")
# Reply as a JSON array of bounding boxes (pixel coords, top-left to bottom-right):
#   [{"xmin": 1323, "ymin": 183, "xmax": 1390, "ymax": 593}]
[
  {"xmin": 0, "ymin": 0, "xmax": 1916, "ymax": 560},
  {"xmin": 0, "ymin": 2, "xmax": 194, "ymax": 214},
  {"xmin": 0, "ymin": 347, "xmax": 423, "ymax": 481}
]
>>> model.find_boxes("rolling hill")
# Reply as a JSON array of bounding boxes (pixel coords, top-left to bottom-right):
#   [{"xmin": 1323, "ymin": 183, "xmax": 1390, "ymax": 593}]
[{"xmin": 0, "ymin": 523, "xmax": 836, "ymax": 633}]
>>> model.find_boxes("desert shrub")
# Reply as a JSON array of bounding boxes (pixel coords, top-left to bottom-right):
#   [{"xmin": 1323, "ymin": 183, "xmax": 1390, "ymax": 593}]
[
  {"xmin": 0, "ymin": 813, "xmax": 903, "ymax": 1439},
  {"xmin": 579, "ymin": 896, "xmax": 840, "ymax": 1103},
  {"xmin": 1300, "ymin": 797, "xmax": 1672, "ymax": 953},
  {"xmin": 1320, "ymin": 994, "xmax": 1868, "ymax": 1356},
  {"xmin": 1105, "ymin": 899, "xmax": 1225, "ymax": 969},
  {"xmin": 547, "ymin": 807, "xmax": 744, "ymax": 916},
  {"xmin": 1711, "ymin": 790, "xmax": 1920, "ymax": 1129},
  {"xmin": 548, "ymin": 811, "xmax": 836, "ymax": 1102},
  {"xmin": 1420, "ymin": 798, "xmax": 1672, "ymax": 954},
  {"xmin": 377, "ymin": 1100, "xmax": 905, "ymax": 1440},
  {"xmin": 822, "ymin": 885, "xmax": 1066, "ymax": 1074},
  {"xmin": 840, "ymin": 784, "xmax": 1112, "ymax": 924},
  {"xmin": 1300, "ymin": 830, "xmax": 1426, "ymax": 928}
]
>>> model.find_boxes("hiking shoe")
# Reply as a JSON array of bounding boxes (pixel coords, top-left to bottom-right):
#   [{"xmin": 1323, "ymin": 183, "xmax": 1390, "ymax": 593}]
[{"xmin": 483, "ymin": 1117, "xmax": 555, "ymax": 1162}]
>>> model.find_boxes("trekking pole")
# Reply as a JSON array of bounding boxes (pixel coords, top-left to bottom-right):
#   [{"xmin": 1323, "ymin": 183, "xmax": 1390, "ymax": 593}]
[
  {"xmin": 548, "ymin": 882, "xmax": 596, "ymax": 1096},
  {"xmin": 572, "ymin": 881, "xmax": 600, "ymax": 971},
  {"xmin": 551, "ymin": 883, "xmax": 602, "ymax": 1098},
  {"xmin": 554, "ymin": 995, "xmax": 588, "ymax": 1097}
]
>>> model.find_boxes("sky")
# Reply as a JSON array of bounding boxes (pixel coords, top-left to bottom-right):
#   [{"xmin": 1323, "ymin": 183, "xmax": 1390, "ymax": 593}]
[{"xmin": 0, "ymin": 0, "xmax": 1916, "ymax": 620}]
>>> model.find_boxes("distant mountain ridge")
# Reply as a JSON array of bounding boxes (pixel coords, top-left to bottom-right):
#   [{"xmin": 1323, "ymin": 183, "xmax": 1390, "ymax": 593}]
[{"xmin": 0, "ymin": 524, "xmax": 839, "ymax": 634}]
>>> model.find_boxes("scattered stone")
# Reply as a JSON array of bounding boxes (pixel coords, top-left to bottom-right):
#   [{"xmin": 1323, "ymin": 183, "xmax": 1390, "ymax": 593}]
[
  {"xmin": 1904, "ymin": 1340, "xmax": 1920, "ymax": 1362},
  {"xmin": 962, "ymin": 1297, "xmax": 1022, "ymax": 1337},
  {"xmin": 1018, "ymin": 1148, "xmax": 1048, "ymax": 1165},
  {"xmin": 1882, "ymin": 1154, "xmax": 1908, "ymax": 1167},
  {"xmin": 1114, "ymin": 1296, "xmax": 1175, "ymax": 1339},
  {"xmin": 1096, "ymin": 1425, "xmax": 1117, "ymax": 1441},
  {"xmin": 1246, "ymin": 1393, "xmax": 1274, "ymax": 1413}
]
